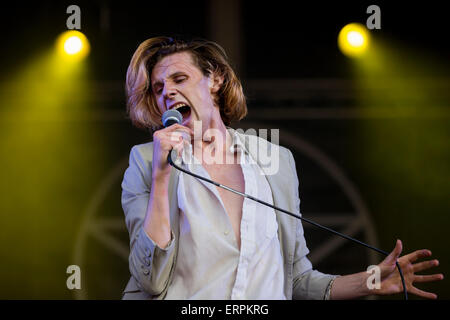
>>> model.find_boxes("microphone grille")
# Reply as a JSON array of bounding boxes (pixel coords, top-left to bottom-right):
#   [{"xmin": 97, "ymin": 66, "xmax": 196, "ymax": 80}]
[{"xmin": 162, "ymin": 109, "xmax": 183, "ymax": 127}]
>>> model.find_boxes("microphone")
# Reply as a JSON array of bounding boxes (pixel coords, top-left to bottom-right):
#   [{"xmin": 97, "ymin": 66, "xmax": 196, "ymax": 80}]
[
  {"xmin": 161, "ymin": 111, "xmax": 408, "ymax": 300},
  {"xmin": 162, "ymin": 109, "xmax": 187, "ymax": 165},
  {"xmin": 162, "ymin": 109, "xmax": 183, "ymax": 127}
]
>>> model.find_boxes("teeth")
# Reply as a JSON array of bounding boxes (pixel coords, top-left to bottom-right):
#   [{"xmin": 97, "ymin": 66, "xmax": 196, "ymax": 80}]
[{"xmin": 173, "ymin": 103, "xmax": 187, "ymax": 110}]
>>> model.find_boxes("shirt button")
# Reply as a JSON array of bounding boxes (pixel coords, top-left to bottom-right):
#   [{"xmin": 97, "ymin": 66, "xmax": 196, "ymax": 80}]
[
  {"xmin": 224, "ymin": 230, "xmax": 230, "ymax": 235},
  {"xmin": 144, "ymin": 257, "xmax": 151, "ymax": 266},
  {"xmin": 143, "ymin": 269, "xmax": 150, "ymax": 275}
]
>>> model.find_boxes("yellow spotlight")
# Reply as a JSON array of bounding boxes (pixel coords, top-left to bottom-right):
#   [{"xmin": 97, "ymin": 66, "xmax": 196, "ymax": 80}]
[
  {"xmin": 56, "ymin": 30, "xmax": 90, "ymax": 60},
  {"xmin": 64, "ymin": 36, "xmax": 83, "ymax": 54},
  {"xmin": 338, "ymin": 23, "xmax": 370, "ymax": 58}
]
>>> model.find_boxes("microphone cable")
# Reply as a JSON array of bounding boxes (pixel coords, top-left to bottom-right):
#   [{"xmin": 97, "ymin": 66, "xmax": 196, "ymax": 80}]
[{"xmin": 167, "ymin": 149, "xmax": 408, "ymax": 300}]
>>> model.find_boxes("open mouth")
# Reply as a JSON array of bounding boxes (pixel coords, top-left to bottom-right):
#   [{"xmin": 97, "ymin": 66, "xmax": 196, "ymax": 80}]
[{"xmin": 172, "ymin": 103, "xmax": 192, "ymax": 123}]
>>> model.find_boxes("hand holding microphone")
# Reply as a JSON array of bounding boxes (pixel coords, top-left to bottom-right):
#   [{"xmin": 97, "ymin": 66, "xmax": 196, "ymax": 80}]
[{"xmin": 151, "ymin": 109, "xmax": 192, "ymax": 182}]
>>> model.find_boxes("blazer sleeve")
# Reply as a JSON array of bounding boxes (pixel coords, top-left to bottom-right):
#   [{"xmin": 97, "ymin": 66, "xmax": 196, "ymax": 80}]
[
  {"xmin": 286, "ymin": 149, "xmax": 338, "ymax": 300},
  {"xmin": 121, "ymin": 144, "xmax": 176, "ymax": 296}
]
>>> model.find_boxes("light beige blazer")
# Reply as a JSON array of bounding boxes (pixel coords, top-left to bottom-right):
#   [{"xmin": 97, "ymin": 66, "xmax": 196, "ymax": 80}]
[{"xmin": 121, "ymin": 129, "xmax": 335, "ymax": 300}]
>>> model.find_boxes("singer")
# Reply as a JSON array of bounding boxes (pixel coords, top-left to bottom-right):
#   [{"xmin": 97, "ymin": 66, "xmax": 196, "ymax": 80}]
[{"xmin": 121, "ymin": 36, "xmax": 443, "ymax": 299}]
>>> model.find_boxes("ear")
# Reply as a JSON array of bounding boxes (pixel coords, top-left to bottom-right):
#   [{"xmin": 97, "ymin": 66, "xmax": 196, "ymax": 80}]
[{"xmin": 209, "ymin": 72, "xmax": 224, "ymax": 94}]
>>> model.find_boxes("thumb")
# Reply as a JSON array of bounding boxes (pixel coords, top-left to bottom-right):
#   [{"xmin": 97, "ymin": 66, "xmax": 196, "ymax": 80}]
[{"xmin": 384, "ymin": 239, "xmax": 403, "ymax": 265}]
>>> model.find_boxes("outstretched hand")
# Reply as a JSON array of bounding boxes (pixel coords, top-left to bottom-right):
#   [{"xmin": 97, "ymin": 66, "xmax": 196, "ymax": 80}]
[{"xmin": 376, "ymin": 239, "xmax": 444, "ymax": 299}]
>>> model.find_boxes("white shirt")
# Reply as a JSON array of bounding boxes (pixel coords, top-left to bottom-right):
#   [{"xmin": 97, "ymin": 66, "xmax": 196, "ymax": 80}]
[{"xmin": 164, "ymin": 128, "xmax": 286, "ymax": 299}]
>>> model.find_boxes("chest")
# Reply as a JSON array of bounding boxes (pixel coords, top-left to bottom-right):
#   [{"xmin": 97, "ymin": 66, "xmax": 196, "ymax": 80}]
[
  {"xmin": 203, "ymin": 162, "xmax": 245, "ymax": 246},
  {"xmin": 204, "ymin": 162, "xmax": 245, "ymax": 211}
]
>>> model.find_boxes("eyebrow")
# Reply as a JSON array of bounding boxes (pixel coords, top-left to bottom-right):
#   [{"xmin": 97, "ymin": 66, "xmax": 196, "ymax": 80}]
[{"xmin": 152, "ymin": 72, "xmax": 187, "ymax": 88}]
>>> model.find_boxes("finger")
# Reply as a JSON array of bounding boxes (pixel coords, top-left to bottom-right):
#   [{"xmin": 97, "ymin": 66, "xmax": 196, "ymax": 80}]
[
  {"xmin": 413, "ymin": 259, "xmax": 440, "ymax": 273},
  {"xmin": 167, "ymin": 130, "xmax": 193, "ymax": 145},
  {"xmin": 156, "ymin": 130, "xmax": 189, "ymax": 152},
  {"xmin": 414, "ymin": 273, "xmax": 444, "ymax": 283},
  {"xmin": 384, "ymin": 239, "xmax": 403, "ymax": 264},
  {"xmin": 174, "ymin": 139, "xmax": 186, "ymax": 156},
  {"xmin": 165, "ymin": 144, "xmax": 183, "ymax": 165},
  {"xmin": 163, "ymin": 123, "xmax": 194, "ymax": 136},
  {"xmin": 402, "ymin": 249, "xmax": 432, "ymax": 263},
  {"xmin": 409, "ymin": 286, "xmax": 437, "ymax": 299},
  {"xmin": 155, "ymin": 134, "xmax": 181, "ymax": 152},
  {"xmin": 165, "ymin": 131, "xmax": 185, "ymax": 143}
]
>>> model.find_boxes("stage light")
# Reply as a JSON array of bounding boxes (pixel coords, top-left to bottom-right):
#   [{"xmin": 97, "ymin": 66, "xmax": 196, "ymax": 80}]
[
  {"xmin": 64, "ymin": 36, "xmax": 83, "ymax": 55},
  {"xmin": 338, "ymin": 23, "xmax": 370, "ymax": 58},
  {"xmin": 56, "ymin": 30, "xmax": 90, "ymax": 60}
]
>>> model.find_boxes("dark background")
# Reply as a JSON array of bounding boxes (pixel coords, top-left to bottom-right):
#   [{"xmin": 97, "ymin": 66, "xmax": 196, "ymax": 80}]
[{"xmin": 0, "ymin": 1, "xmax": 448, "ymax": 299}]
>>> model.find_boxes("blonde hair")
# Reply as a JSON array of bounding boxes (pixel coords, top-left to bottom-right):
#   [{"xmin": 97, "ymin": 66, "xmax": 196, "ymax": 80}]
[{"xmin": 125, "ymin": 36, "xmax": 247, "ymax": 131}]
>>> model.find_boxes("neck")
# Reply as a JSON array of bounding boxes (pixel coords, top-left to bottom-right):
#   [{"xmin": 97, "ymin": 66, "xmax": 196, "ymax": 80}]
[{"xmin": 192, "ymin": 111, "xmax": 234, "ymax": 164}]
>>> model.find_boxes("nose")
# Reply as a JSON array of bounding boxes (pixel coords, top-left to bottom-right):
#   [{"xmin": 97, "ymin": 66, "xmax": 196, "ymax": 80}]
[{"xmin": 162, "ymin": 82, "xmax": 177, "ymax": 99}]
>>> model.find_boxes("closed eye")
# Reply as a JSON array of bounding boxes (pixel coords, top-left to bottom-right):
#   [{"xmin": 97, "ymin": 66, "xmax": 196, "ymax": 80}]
[
  {"xmin": 152, "ymin": 74, "xmax": 187, "ymax": 95},
  {"xmin": 153, "ymin": 86, "xmax": 163, "ymax": 94},
  {"xmin": 174, "ymin": 76, "xmax": 187, "ymax": 84}
]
